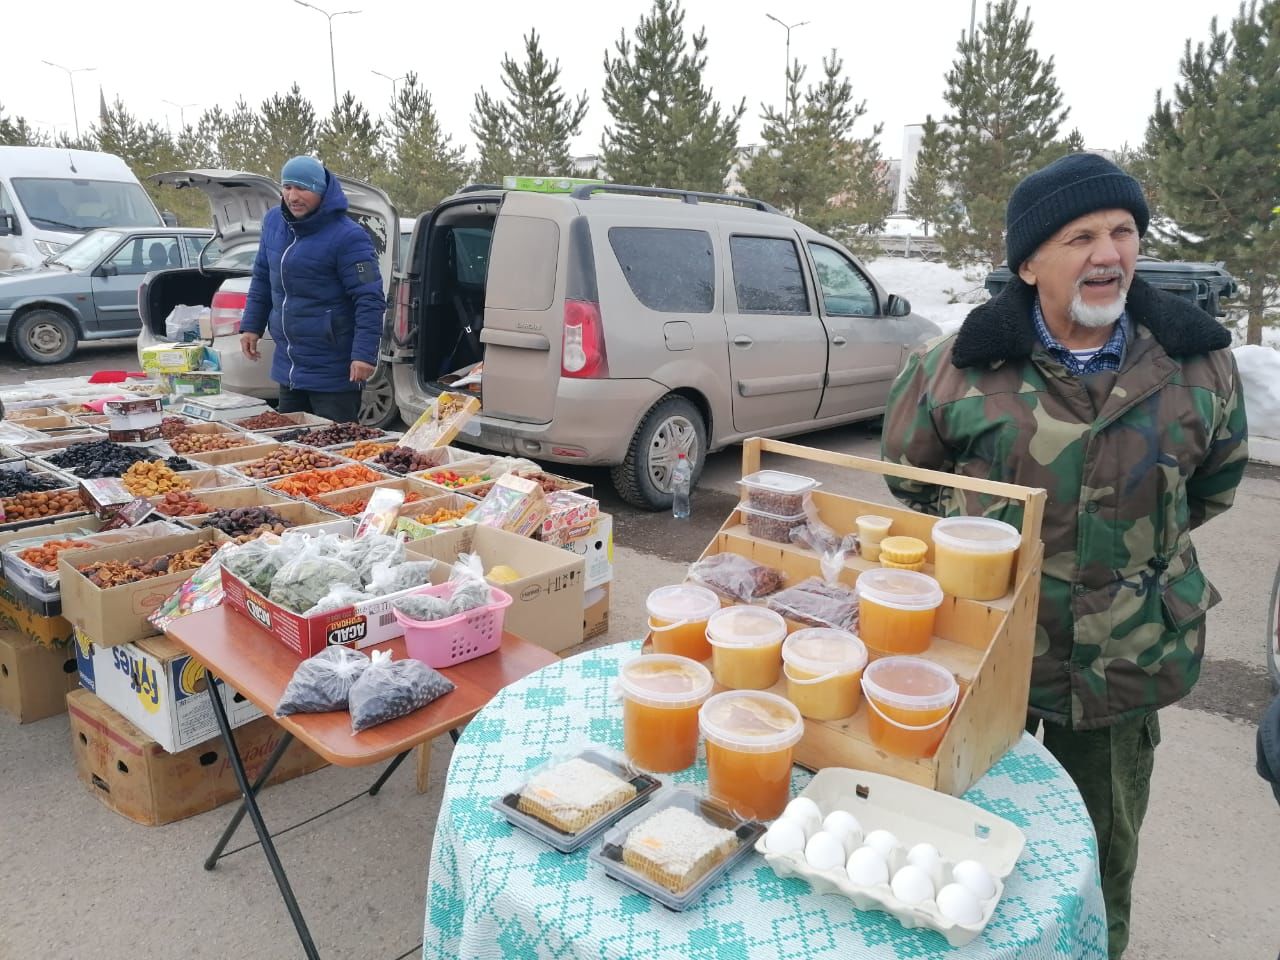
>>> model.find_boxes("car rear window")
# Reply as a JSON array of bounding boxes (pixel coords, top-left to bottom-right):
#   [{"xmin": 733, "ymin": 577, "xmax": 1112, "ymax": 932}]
[
  {"xmin": 729, "ymin": 236, "xmax": 810, "ymax": 315},
  {"xmin": 608, "ymin": 227, "xmax": 714, "ymax": 313},
  {"xmin": 487, "ymin": 216, "xmax": 558, "ymax": 311}
]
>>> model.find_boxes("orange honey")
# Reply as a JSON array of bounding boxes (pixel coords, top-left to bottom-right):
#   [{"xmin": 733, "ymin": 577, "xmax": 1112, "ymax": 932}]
[
  {"xmin": 706, "ymin": 606, "xmax": 787, "ymax": 690},
  {"xmin": 862, "ymin": 656, "xmax": 958, "ymax": 759},
  {"xmin": 699, "ymin": 691, "xmax": 803, "ymax": 820},
  {"xmin": 781, "ymin": 628, "xmax": 868, "ymax": 720},
  {"xmin": 855, "ymin": 568, "xmax": 943, "ymax": 655},
  {"xmin": 618, "ymin": 655, "xmax": 713, "ymax": 772},
  {"xmin": 931, "ymin": 517, "xmax": 1021, "ymax": 601},
  {"xmin": 646, "ymin": 584, "xmax": 720, "ymax": 661}
]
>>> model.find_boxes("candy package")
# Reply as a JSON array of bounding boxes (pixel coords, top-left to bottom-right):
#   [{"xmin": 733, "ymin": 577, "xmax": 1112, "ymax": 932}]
[{"xmin": 354, "ymin": 487, "xmax": 405, "ymax": 539}]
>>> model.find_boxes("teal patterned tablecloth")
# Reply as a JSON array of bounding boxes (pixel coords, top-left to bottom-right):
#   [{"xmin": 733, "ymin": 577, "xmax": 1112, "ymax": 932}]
[{"xmin": 423, "ymin": 641, "xmax": 1106, "ymax": 959}]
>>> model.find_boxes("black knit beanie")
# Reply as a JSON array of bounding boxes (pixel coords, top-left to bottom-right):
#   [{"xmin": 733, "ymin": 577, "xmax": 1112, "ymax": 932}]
[{"xmin": 1005, "ymin": 152, "xmax": 1149, "ymax": 271}]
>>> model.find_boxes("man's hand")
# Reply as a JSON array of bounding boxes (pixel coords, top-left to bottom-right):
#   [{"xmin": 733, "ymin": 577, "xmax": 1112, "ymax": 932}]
[
  {"xmin": 240, "ymin": 332, "xmax": 260, "ymax": 361},
  {"xmin": 350, "ymin": 360, "xmax": 376, "ymax": 383}
]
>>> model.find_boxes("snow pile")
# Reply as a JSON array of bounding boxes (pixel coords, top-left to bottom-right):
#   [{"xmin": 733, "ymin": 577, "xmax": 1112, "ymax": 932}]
[
  {"xmin": 866, "ymin": 257, "xmax": 986, "ymax": 336},
  {"xmin": 1233, "ymin": 345, "xmax": 1280, "ymax": 441}
]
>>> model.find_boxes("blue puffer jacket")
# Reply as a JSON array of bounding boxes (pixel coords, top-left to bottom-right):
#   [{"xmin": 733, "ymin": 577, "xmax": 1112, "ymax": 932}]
[{"xmin": 240, "ymin": 172, "xmax": 386, "ymax": 392}]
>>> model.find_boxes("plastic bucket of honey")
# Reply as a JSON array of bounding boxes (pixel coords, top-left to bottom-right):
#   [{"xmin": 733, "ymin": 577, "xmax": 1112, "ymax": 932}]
[
  {"xmin": 931, "ymin": 516, "xmax": 1021, "ymax": 600},
  {"xmin": 855, "ymin": 568, "xmax": 944, "ymax": 654},
  {"xmin": 646, "ymin": 584, "xmax": 721, "ymax": 661},
  {"xmin": 699, "ymin": 690, "xmax": 804, "ymax": 820},
  {"xmin": 781, "ymin": 627, "xmax": 868, "ymax": 720},
  {"xmin": 861, "ymin": 656, "xmax": 958, "ymax": 759},
  {"xmin": 618, "ymin": 654, "xmax": 714, "ymax": 773},
  {"xmin": 706, "ymin": 605, "xmax": 787, "ymax": 690}
]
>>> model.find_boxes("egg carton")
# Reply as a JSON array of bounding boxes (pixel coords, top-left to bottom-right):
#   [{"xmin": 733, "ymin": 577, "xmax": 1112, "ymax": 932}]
[{"xmin": 754, "ymin": 767, "xmax": 1024, "ymax": 948}]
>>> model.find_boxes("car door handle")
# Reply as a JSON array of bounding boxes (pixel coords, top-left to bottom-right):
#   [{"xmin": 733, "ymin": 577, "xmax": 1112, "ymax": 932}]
[
  {"xmin": 733, "ymin": 335, "xmax": 753, "ymax": 347},
  {"xmin": 831, "ymin": 335, "xmax": 847, "ymax": 346}
]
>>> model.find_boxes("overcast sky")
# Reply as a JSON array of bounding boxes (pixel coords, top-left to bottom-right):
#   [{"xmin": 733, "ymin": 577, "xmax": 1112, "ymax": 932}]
[{"xmin": 2, "ymin": 0, "xmax": 1248, "ymax": 165}]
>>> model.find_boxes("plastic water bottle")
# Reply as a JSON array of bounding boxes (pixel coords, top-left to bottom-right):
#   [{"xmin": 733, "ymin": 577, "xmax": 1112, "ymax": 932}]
[{"xmin": 672, "ymin": 453, "xmax": 692, "ymax": 519}]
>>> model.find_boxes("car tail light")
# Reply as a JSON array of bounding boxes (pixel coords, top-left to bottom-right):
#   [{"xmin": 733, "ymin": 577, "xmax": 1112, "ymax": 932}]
[
  {"xmin": 210, "ymin": 290, "xmax": 248, "ymax": 336},
  {"xmin": 392, "ymin": 281, "xmax": 412, "ymax": 345},
  {"xmin": 561, "ymin": 300, "xmax": 606, "ymax": 378}
]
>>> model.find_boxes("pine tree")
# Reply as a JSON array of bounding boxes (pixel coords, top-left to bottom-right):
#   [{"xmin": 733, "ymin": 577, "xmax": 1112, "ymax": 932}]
[
  {"xmin": 378, "ymin": 72, "xmax": 470, "ymax": 216},
  {"xmin": 258, "ymin": 84, "xmax": 319, "ymax": 180},
  {"xmin": 318, "ymin": 92, "xmax": 385, "ymax": 182},
  {"xmin": 470, "ymin": 29, "xmax": 589, "ymax": 184},
  {"xmin": 1145, "ymin": 0, "xmax": 1279, "ymax": 344},
  {"xmin": 92, "ymin": 98, "xmax": 207, "ymax": 226},
  {"xmin": 925, "ymin": 0, "xmax": 1069, "ymax": 267},
  {"xmin": 905, "ymin": 117, "xmax": 949, "ymax": 235},
  {"xmin": 0, "ymin": 103, "xmax": 43, "ymax": 146},
  {"xmin": 741, "ymin": 52, "xmax": 890, "ymax": 253},
  {"xmin": 216, "ymin": 99, "xmax": 265, "ymax": 173},
  {"xmin": 600, "ymin": 0, "xmax": 745, "ymax": 192}
]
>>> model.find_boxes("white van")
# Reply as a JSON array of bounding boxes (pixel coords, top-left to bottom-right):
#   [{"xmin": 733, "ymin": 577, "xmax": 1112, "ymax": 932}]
[{"xmin": 0, "ymin": 147, "xmax": 164, "ymax": 271}]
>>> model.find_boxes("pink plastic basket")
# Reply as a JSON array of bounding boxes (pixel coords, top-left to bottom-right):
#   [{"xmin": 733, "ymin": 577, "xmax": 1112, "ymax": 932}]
[{"xmin": 394, "ymin": 581, "xmax": 513, "ymax": 668}]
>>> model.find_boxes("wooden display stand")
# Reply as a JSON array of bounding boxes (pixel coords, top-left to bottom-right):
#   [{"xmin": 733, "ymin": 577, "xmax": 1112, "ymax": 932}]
[{"xmin": 693, "ymin": 438, "xmax": 1045, "ymax": 797}]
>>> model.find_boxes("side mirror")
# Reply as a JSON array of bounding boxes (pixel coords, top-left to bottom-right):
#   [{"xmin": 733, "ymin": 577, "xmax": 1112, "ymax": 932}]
[
  {"xmin": 161, "ymin": 210, "xmax": 178, "ymax": 227},
  {"xmin": 0, "ymin": 213, "xmax": 15, "ymax": 237},
  {"xmin": 95, "ymin": 263, "xmax": 118, "ymax": 278},
  {"xmin": 885, "ymin": 294, "xmax": 912, "ymax": 318}
]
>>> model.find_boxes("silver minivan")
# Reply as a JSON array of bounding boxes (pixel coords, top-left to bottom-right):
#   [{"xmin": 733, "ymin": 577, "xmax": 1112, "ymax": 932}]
[{"xmin": 386, "ymin": 183, "xmax": 940, "ymax": 509}]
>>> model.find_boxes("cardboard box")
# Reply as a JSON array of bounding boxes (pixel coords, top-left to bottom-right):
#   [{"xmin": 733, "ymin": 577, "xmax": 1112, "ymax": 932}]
[
  {"xmin": 182, "ymin": 440, "xmax": 281, "ymax": 468},
  {"xmin": 58, "ymin": 529, "xmax": 220, "ymax": 648},
  {"xmin": 0, "ymin": 630, "xmax": 79, "ymax": 722},
  {"xmin": 140, "ymin": 344, "xmax": 206, "ymax": 375},
  {"xmin": 409, "ymin": 524, "xmax": 584, "ymax": 654},
  {"xmin": 67, "ymin": 688, "xmax": 327, "ymax": 826},
  {"xmin": 220, "ymin": 567, "xmax": 422, "ymax": 659},
  {"xmin": 562, "ymin": 513, "xmax": 613, "ymax": 589},
  {"xmin": 0, "ymin": 577, "xmax": 75, "ymax": 647},
  {"xmin": 73, "ymin": 629, "xmax": 261, "ymax": 752},
  {"xmin": 583, "ymin": 583, "xmax": 610, "ymax": 642}
]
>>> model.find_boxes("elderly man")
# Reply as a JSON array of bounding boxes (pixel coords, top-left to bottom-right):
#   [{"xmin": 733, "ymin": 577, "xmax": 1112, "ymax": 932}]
[
  {"xmin": 882, "ymin": 152, "xmax": 1248, "ymax": 958},
  {"xmin": 240, "ymin": 155, "xmax": 385, "ymax": 423}
]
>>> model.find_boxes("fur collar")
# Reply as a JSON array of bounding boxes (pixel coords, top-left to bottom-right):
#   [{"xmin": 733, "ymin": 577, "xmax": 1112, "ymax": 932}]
[{"xmin": 951, "ymin": 275, "xmax": 1232, "ymax": 369}]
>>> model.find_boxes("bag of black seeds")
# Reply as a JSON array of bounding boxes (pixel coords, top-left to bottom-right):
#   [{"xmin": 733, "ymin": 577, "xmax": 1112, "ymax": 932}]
[
  {"xmin": 276, "ymin": 646, "xmax": 371, "ymax": 716},
  {"xmin": 348, "ymin": 650, "xmax": 455, "ymax": 732}
]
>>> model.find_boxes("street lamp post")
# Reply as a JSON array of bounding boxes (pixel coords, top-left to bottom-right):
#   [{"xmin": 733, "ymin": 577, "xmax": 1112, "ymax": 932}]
[
  {"xmin": 764, "ymin": 14, "xmax": 810, "ymax": 122},
  {"xmin": 371, "ymin": 69, "xmax": 408, "ymax": 104},
  {"xmin": 293, "ymin": 0, "xmax": 360, "ymax": 107},
  {"xmin": 162, "ymin": 100, "xmax": 199, "ymax": 130},
  {"xmin": 41, "ymin": 61, "xmax": 96, "ymax": 140}
]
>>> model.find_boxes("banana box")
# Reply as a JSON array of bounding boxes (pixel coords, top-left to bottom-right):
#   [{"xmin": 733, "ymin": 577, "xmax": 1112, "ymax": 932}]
[{"xmin": 74, "ymin": 628, "xmax": 261, "ymax": 753}]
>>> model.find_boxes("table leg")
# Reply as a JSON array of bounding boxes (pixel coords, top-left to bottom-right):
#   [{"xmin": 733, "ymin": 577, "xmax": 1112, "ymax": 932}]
[
  {"xmin": 205, "ymin": 730, "xmax": 294, "ymax": 870},
  {"xmin": 368, "ymin": 750, "xmax": 409, "ymax": 797},
  {"xmin": 204, "ymin": 681, "xmax": 321, "ymax": 960},
  {"xmin": 416, "ymin": 728, "xmax": 462, "ymax": 796}
]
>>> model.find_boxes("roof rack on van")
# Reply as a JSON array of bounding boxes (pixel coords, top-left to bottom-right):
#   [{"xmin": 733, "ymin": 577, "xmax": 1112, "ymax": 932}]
[
  {"xmin": 458, "ymin": 183, "xmax": 504, "ymax": 193},
  {"xmin": 569, "ymin": 183, "xmax": 780, "ymax": 214}
]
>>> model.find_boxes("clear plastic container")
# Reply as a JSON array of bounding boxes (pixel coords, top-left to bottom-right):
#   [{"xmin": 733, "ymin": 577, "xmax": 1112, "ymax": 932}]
[
  {"xmin": 856, "ymin": 568, "xmax": 944, "ymax": 654},
  {"xmin": 738, "ymin": 470, "xmax": 820, "ymax": 516},
  {"xmin": 618, "ymin": 655, "xmax": 714, "ymax": 773},
  {"xmin": 856, "ymin": 515, "xmax": 893, "ymax": 543},
  {"xmin": 862, "ymin": 657, "xmax": 959, "ymax": 759},
  {"xmin": 699, "ymin": 690, "xmax": 804, "ymax": 820},
  {"xmin": 736, "ymin": 502, "xmax": 808, "ymax": 543},
  {"xmin": 931, "ymin": 517, "xmax": 1021, "ymax": 601},
  {"xmin": 646, "ymin": 584, "xmax": 720, "ymax": 660},
  {"xmin": 706, "ymin": 605, "xmax": 787, "ymax": 690},
  {"xmin": 781, "ymin": 627, "xmax": 868, "ymax": 720}
]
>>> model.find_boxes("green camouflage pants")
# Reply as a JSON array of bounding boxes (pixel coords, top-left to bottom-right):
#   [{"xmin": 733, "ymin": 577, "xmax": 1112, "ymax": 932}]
[{"xmin": 1028, "ymin": 712, "xmax": 1161, "ymax": 959}]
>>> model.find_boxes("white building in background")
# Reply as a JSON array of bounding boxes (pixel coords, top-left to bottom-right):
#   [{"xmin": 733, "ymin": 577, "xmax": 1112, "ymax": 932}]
[{"xmin": 896, "ymin": 123, "xmax": 925, "ymax": 212}]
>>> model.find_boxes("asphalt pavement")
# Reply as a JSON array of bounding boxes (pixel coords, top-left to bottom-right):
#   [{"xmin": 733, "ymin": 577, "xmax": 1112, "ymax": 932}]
[{"xmin": 0, "ymin": 358, "xmax": 1277, "ymax": 959}]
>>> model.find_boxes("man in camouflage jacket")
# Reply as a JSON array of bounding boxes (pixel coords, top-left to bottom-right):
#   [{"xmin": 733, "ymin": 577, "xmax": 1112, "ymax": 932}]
[{"xmin": 882, "ymin": 153, "xmax": 1247, "ymax": 958}]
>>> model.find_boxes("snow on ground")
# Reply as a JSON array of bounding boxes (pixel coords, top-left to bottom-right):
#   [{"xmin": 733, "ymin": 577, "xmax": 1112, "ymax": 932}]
[{"xmin": 866, "ymin": 255, "xmax": 1280, "ymax": 448}]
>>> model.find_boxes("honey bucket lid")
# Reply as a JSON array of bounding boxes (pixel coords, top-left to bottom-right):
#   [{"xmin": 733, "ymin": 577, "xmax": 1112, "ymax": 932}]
[
  {"xmin": 706, "ymin": 605, "xmax": 787, "ymax": 648},
  {"xmin": 862, "ymin": 656, "xmax": 958, "ymax": 710},
  {"xmin": 782, "ymin": 627, "xmax": 868, "ymax": 676},
  {"xmin": 619, "ymin": 654, "xmax": 714, "ymax": 708},
  {"xmin": 856, "ymin": 568, "xmax": 944, "ymax": 611},
  {"xmin": 931, "ymin": 516, "xmax": 1021, "ymax": 554},
  {"xmin": 699, "ymin": 690, "xmax": 804, "ymax": 753},
  {"xmin": 645, "ymin": 583, "xmax": 720, "ymax": 623}
]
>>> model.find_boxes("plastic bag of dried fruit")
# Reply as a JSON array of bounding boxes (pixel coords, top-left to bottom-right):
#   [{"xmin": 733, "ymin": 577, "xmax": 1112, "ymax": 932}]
[
  {"xmin": 276, "ymin": 646, "xmax": 371, "ymax": 716},
  {"xmin": 348, "ymin": 649, "xmax": 454, "ymax": 732}
]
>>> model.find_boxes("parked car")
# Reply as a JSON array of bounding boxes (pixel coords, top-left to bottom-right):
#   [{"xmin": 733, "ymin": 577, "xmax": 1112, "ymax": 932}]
[
  {"xmin": 384, "ymin": 182, "xmax": 941, "ymax": 509},
  {"xmin": 0, "ymin": 226, "xmax": 215, "ymax": 363},
  {"xmin": 0, "ymin": 146, "xmax": 167, "ymax": 272},
  {"xmin": 136, "ymin": 171, "xmax": 401, "ymax": 426}
]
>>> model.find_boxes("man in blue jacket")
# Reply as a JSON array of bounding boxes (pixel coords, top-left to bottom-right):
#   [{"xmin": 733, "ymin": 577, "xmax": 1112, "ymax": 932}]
[{"xmin": 239, "ymin": 155, "xmax": 385, "ymax": 423}]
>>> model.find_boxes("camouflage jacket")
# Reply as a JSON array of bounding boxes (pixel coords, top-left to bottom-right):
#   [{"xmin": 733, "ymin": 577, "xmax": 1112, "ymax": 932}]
[{"xmin": 882, "ymin": 276, "xmax": 1248, "ymax": 730}]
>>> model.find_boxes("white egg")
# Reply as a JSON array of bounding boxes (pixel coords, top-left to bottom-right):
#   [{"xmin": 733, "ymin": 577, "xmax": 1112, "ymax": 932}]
[
  {"xmin": 863, "ymin": 828, "xmax": 900, "ymax": 861},
  {"xmin": 782, "ymin": 797, "xmax": 823, "ymax": 837},
  {"xmin": 890, "ymin": 864, "xmax": 935, "ymax": 905},
  {"xmin": 951, "ymin": 859, "xmax": 997, "ymax": 900},
  {"xmin": 763, "ymin": 818, "xmax": 807, "ymax": 857},
  {"xmin": 936, "ymin": 883, "xmax": 984, "ymax": 925},
  {"xmin": 803, "ymin": 830, "xmax": 847, "ymax": 872},
  {"xmin": 821, "ymin": 810, "xmax": 864, "ymax": 854},
  {"xmin": 905, "ymin": 842, "xmax": 944, "ymax": 885},
  {"xmin": 845, "ymin": 846, "xmax": 889, "ymax": 886}
]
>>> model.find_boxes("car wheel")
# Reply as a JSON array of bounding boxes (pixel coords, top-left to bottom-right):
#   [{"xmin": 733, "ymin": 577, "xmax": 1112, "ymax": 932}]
[
  {"xmin": 358, "ymin": 362, "xmax": 399, "ymax": 428},
  {"xmin": 11, "ymin": 308, "xmax": 77, "ymax": 365},
  {"xmin": 611, "ymin": 395, "xmax": 706, "ymax": 511}
]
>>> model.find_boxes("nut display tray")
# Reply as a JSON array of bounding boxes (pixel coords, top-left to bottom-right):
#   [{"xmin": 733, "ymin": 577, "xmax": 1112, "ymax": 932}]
[
  {"xmin": 492, "ymin": 746, "xmax": 662, "ymax": 853},
  {"xmin": 754, "ymin": 767, "xmax": 1025, "ymax": 947}
]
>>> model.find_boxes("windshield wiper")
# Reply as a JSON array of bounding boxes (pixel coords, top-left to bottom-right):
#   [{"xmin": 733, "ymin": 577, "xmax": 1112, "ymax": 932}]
[{"xmin": 29, "ymin": 218, "xmax": 84, "ymax": 231}]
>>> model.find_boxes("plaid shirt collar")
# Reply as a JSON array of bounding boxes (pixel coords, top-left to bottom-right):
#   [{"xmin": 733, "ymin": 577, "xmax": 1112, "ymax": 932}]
[{"xmin": 1031, "ymin": 297, "xmax": 1128, "ymax": 375}]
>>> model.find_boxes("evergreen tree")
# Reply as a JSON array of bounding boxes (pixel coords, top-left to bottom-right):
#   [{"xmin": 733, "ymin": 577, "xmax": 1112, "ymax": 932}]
[
  {"xmin": 0, "ymin": 103, "xmax": 43, "ymax": 146},
  {"xmin": 600, "ymin": 0, "xmax": 745, "ymax": 192},
  {"xmin": 216, "ymin": 99, "xmax": 265, "ymax": 174},
  {"xmin": 471, "ymin": 29, "xmax": 589, "ymax": 184},
  {"xmin": 1145, "ymin": 0, "xmax": 1279, "ymax": 344},
  {"xmin": 318, "ymin": 92, "xmax": 385, "ymax": 182},
  {"xmin": 378, "ymin": 72, "xmax": 470, "ymax": 216},
  {"xmin": 905, "ymin": 117, "xmax": 949, "ymax": 235},
  {"xmin": 742, "ymin": 52, "xmax": 890, "ymax": 253},
  {"xmin": 924, "ymin": 0, "xmax": 1069, "ymax": 267},
  {"xmin": 257, "ymin": 84, "xmax": 319, "ymax": 180},
  {"xmin": 92, "ymin": 98, "xmax": 207, "ymax": 226}
]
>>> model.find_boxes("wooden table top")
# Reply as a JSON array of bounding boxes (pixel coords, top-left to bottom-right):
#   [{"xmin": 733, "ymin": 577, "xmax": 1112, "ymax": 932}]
[{"xmin": 165, "ymin": 606, "xmax": 559, "ymax": 767}]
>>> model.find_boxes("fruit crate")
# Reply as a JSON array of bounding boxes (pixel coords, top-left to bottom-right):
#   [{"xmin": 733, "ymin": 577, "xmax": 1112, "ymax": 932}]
[{"xmin": 678, "ymin": 438, "xmax": 1045, "ymax": 798}]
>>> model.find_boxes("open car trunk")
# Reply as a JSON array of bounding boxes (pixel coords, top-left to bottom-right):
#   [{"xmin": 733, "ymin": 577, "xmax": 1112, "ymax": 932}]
[{"xmin": 140, "ymin": 267, "xmax": 243, "ymax": 338}]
